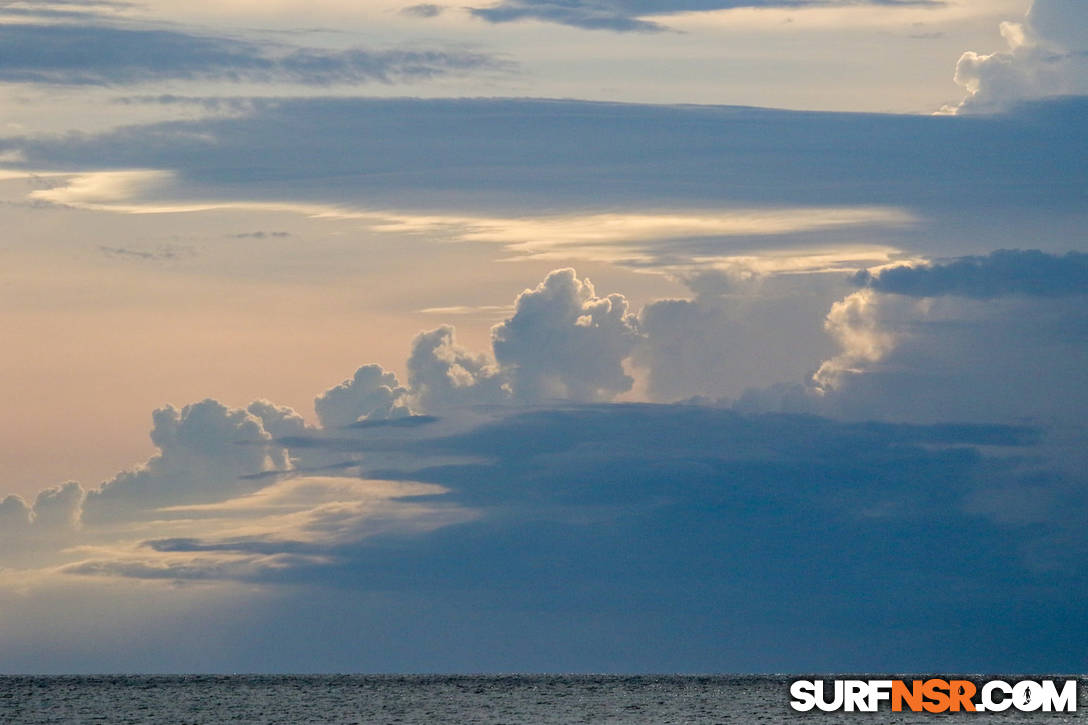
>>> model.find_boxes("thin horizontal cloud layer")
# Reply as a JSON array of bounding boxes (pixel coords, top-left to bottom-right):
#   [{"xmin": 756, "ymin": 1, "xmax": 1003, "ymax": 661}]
[
  {"xmin": 0, "ymin": 0, "xmax": 132, "ymax": 22},
  {"xmin": 467, "ymin": 0, "xmax": 942, "ymax": 33},
  {"xmin": 2, "ymin": 96, "xmax": 1084, "ymax": 284},
  {"xmin": 6, "ymin": 96, "xmax": 1084, "ymax": 212},
  {"xmin": 0, "ymin": 23, "xmax": 507, "ymax": 86}
]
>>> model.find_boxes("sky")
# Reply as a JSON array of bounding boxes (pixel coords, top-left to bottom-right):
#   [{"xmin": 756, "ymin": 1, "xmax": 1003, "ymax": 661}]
[{"xmin": 0, "ymin": 0, "xmax": 1086, "ymax": 673}]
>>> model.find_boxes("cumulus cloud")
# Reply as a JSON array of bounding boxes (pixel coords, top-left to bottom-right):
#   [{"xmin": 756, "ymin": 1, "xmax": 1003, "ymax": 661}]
[
  {"xmin": 247, "ymin": 399, "xmax": 309, "ymax": 440},
  {"xmin": 468, "ymin": 0, "xmax": 941, "ymax": 33},
  {"xmin": 854, "ymin": 249, "xmax": 1088, "ymax": 298},
  {"xmin": 82, "ymin": 399, "xmax": 291, "ymax": 522},
  {"xmin": 314, "ymin": 365, "xmax": 411, "ymax": 428},
  {"xmin": 0, "ymin": 494, "xmax": 32, "ymax": 531},
  {"xmin": 0, "ymin": 23, "xmax": 508, "ymax": 86},
  {"xmin": 788, "ymin": 250, "xmax": 1088, "ymax": 424},
  {"xmin": 492, "ymin": 269, "xmax": 641, "ymax": 402},
  {"xmin": 811, "ymin": 289, "xmax": 901, "ymax": 392},
  {"xmin": 404, "ymin": 269, "xmax": 640, "ymax": 408},
  {"xmin": 407, "ymin": 326, "xmax": 509, "ymax": 411},
  {"xmin": 0, "ymin": 483, "xmax": 86, "ymax": 533},
  {"xmin": 31, "ymin": 481, "xmax": 86, "ymax": 530},
  {"xmin": 949, "ymin": 0, "xmax": 1088, "ymax": 113}
]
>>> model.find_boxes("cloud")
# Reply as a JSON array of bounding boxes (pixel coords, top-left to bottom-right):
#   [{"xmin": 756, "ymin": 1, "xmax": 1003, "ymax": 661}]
[
  {"xmin": 811, "ymin": 288, "xmax": 900, "ymax": 392},
  {"xmin": 99, "ymin": 244, "xmax": 195, "ymax": 261},
  {"xmin": 635, "ymin": 271, "xmax": 842, "ymax": 402},
  {"xmin": 0, "ymin": 23, "xmax": 508, "ymax": 86},
  {"xmin": 82, "ymin": 399, "xmax": 292, "ymax": 523},
  {"xmin": 0, "ymin": 262, "xmax": 1085, "ymax": 671},
  {"xmin": 468, "ymin": 0, "xmax": 942, "ymax": 33},
  {"xmin": 247, "ymin": 399, "xmax": 309, "ymax": 439},
  {"xmin": 812, "ymin": 291, "xmax": 1088, "ymax": 425},
  {"xmin": 5, "ymin": 97, "xmax": 1084, "ymax": 239},
  {"xmin": 314, "ymin": 364, "xmax": 412, "ymax": 428},
  {"xmin": 0, "ymin": 0, "xmax": 132, "ymax": 22},
  {"xmin": 404, "ymin": 269, "xmax": 640, "ymax": 408},
  {"xmin": 31, "ymin": 402, "xmax": 1084, "ymax": 672},
  {"xmin": 401, "ymin": 3, "xmax": 446, "ymax": 17},
  {"xmin": 0, "ymin": 482, "xmax": 85, "ymax": 534},
  {"xmin": 31, "ymin": 481, "xmax": 86, "ymax": 529},
  {"xmin": 368, "ymin": 208, "xmax": 913, "ymax": 272},
  {"xmin": 229, "ymin": 231, "xmax": 291, "ymax": 239},
  {"xmin": 0, "ymin": 494, "xmax": 32, "ymax": 530},
  {"xmin": 949, "ymin": 0, "xmax": 1088, "ymax": 113},
  {"xmin": 59, "ymin": 474, "xmax": 471, "ymax": 584},
  {"xmin": 407, "ymin": 326, "xmax": 509, "ymax": 411},
  {"xmin": 792, "ymin": 251, "xmax": 1088, "ymax": 425},
  {"xmin": 854, "ymin": 249, "xmax": 1088, "ymax": 298},
  {"xmin": 492, "ymin": 269, "xmax": 641, "ymax": 402}
]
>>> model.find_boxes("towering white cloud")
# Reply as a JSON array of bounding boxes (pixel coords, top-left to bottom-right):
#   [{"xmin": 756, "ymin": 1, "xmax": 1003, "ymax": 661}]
[
  {"xmin": 406, "ymin": 269, "xmax": 642, "ymax": 408},
  {"xmin": 314, "ymin": 365, "xmax": 411, "ymax": 428},
  {"xmin": 407, "ymin": 325, "xmax": 508, "ymax": 411},
  {"xmin": 811, "ymin": 289, "xmax": 902, "ymax": 393},
  {"xmin": 82, "ymin": 399, "xmax": 290, "ymax": 522},
  {"xmin": 492, "ymin": 268, "xmax": 640, "ymax": 402},
  {"xmin": 950, "ymin": 0, "xmax": 1088, "ymax": 113}
]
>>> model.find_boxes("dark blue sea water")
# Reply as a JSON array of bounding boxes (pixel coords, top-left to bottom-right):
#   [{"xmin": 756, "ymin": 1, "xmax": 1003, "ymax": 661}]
[{"xmin": 1, "ymin": 675, "xmax": 1084, "ymax": 724}]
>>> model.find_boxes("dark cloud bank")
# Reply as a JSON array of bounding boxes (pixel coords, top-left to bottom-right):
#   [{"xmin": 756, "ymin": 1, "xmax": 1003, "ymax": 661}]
[
  {"xmin": 7, "ymin": 95, "xmax": 1084, "ymax": 220},
  {"xmin": 112, "ymin": 404, "xmax": 1087, "ymax": 673},
  {"xmin": 855, "ymin": 249, "xmax": 1088, "ymax": 298}
]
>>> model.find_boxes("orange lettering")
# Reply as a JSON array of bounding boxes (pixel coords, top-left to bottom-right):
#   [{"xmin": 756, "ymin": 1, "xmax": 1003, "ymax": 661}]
[
  {"xmin": 922, "ymin": 679, "xmax": 951, "ymax": 713},
  {"xmin": 949, "ymin": 680, "xmax": 977, "ymax": 712},
  {"xmin": 892, "ymin": 680, "xmax": 924, "ymax": 712}
]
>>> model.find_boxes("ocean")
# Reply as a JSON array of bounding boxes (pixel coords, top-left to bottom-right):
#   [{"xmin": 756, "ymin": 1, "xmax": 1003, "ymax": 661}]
[{"xmin": 1, "ymin": 675, "xmax": 1084, "ymax": 724}]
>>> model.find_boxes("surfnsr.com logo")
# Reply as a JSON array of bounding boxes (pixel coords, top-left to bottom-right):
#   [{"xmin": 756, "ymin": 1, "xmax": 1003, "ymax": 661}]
[{"xmin": 789, "ymin": 679, "xmax": 1078, "ymax": 713}]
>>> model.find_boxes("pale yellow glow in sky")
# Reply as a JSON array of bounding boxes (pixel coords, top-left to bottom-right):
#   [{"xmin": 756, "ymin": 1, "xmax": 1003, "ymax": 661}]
[{"xmin": 22, "ymin": 167, "xmax": 916, "ymax": 271}]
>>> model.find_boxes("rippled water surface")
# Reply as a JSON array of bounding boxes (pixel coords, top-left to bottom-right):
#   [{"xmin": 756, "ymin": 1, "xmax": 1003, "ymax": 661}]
[{"xmin": 1, "ymin": 675, "xmax": 1084, "ymax": 724}]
